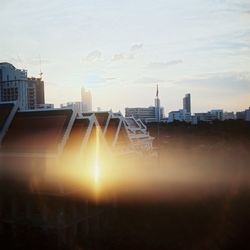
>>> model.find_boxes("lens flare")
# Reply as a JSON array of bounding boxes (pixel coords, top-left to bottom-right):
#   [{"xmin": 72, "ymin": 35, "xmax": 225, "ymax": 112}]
[{"xmin": 93, "ymin": 125, "xmax": 101, "ymax": 187}]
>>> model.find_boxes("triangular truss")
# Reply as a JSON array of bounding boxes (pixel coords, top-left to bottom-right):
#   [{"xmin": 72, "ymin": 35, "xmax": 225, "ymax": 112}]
[
  {"xmin": 0, "ymin": 105, "xmax": 154, "ymax": 164},
  {"xmin": 0, "ymin": 101, "xmax": 19, "ymax": 144}
]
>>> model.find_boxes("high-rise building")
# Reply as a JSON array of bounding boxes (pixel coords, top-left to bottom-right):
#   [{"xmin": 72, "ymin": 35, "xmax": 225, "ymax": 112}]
[
  {"xmin": 0, "ymin": 63, "xmax": 45, "ymax": 110},
  {"xmin": 183, "ymin": 93, "xmax": 191, "ymax": 113},
  {"xmin": 155, "ymin": 84, "xmax": 161, "ymax": 122},
  {"xmin": 81, "ymin": 86, "xmax": 92, "ymax": 112},
  {"xmin": 27, "ymin": 77, "xmax": 45, "ymax": 109},
  {"xmin": 0, "ymin": 62, "xmax": 28, "ymax": 110}
]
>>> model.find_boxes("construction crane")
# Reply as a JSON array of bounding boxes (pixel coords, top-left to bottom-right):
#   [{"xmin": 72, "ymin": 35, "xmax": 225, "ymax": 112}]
[{"xmin": 39, "ymin": 55, "xmax": 43, "ymax": 79}]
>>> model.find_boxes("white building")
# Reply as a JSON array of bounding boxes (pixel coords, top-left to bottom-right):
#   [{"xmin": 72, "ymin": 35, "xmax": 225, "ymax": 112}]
[
  {"xmin": 167, "ymin": 93, "xmax": 192, "ymax": 123},
  {"xmin": 168, "ymin": 109, "xmax": 191, "ymax": 123},
  {"xmin": 125, "ymin": 85, "xmax": 164, "ymax": 122},
  {"xmin": 0, "ymin": 63, "xmax": 46, "ymax": 110},
  {"xmin": 81, "ymin": 86, "xmax": 92, "ymax": 112},
  {"xmin": 60, "ymin": 102, "xmax": 82, "ymax": 114},
  {"xmin": 0, "ymin": 62, "xmax": 28, "ymax": 110},
  {"xmin": 210, "ymin": 109, "xmax": 223, "ymax": 120}
]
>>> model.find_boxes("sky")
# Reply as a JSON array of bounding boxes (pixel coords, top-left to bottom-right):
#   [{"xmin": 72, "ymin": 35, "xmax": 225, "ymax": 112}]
[{"xmin": 0, "ymin": 0, "xmax": 250, "ymax": 114}]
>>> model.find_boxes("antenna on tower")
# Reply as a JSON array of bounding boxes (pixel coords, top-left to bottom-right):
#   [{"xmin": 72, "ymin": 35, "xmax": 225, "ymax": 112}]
[{"xmin": 39, "ymin": 54, "xmax": 43, "ymax": 79}]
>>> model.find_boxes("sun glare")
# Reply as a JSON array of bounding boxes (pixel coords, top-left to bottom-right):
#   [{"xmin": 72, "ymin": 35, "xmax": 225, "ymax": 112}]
[
  {"xmin": 94, "ymin": 125, "xmax": 101, "ymax": 186},
  {"xmin": 94, "ymin": 161, "xmax": 100, "ymax": 184}
]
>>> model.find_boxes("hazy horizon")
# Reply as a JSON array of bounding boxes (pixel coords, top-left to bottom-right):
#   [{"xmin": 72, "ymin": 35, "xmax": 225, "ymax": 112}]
[{"xmin": 0, "ymin": 0, "xmax": 249, "ymax": 113}]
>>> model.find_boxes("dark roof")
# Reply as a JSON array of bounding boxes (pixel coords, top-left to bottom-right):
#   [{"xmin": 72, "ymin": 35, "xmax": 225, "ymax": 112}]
[
  {"xmin": 64, "ymin": 118, "xmax": 90, "ymax": 153},
  {"xmin": 82, "ymin": 112, "xmax": 110, "ymax": 131},
  {"xmin": 1, "ymin": 109, "xmax": 73, "ymax": 154},
  {"xmin": 105, "ymin": 118, "xmax": 120, "ymax": 146},
  {"xmin": 0, "ymin": 103, "xmax": 16, "ymax": 132}
]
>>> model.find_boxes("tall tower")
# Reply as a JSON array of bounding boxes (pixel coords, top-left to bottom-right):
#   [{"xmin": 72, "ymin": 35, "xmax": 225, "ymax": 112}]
[
  {"xmin": 183, "ymin": 93, "xmax": 191, "ymax": 113},
  {"xmin": 81, "ymin": 86, "xmax": 92, "ymax": 112},
  {"xmin": 155, "ymin": 84, "xmax": 161, "ymax": 122}
]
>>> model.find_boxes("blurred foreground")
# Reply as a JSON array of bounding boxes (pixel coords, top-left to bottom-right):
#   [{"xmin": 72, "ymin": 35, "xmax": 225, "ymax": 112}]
[{"xmin": 1, "ymin": 118, "xmax": 250, "ymax": 249}]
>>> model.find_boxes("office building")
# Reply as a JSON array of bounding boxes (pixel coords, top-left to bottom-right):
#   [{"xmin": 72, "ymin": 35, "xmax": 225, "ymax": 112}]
[
  {"xmin": 168, "ymin": 109, "xmax": 191, "ymax": 123},
  {"xmin": 125, "ymin": 106, "xmax": 164, "ymax": 122},
  {"xmin": 81, "ymin": 86, "xmax": 92, "ymax": 112},
  {"xmin": 222, "ymin": 112, "xmax": 235, "ymax": 120},
  {"xmin": 235, "ymin": 107, "xmax": 250, "ymax": 121},
  {"xmin": 183, "ymin": 93, "xmax": 191, "ymax": 113},
  {"xmin": 210, "ymin": 109, "xmax": 223, "ymax": 120},
  {"xmin": 60, "ymin": 102, "xmax": 83, "ymax": 114},
  {"xmin": 0, "ymin": 63, "xmax": 45, "ymax": 110},
  {"xmin": 125, "ymin": 85, "xmax": 164, "ymax": 122},
  {"xmin": 167, "ymin": 93, "xmax": 192, "ymax": 123},
  {"xmin": 236, "ymin": 111, "xmax": 246, "ymax": 120},
  {"xmin": 245, "ymin": 107, "xmax": 250, "ymax": 121},
  {"xmin": 27, "ymin": 77, "xmax": 45, "ymax": 109},
  {"xmin": 0, "ymin": 62, "xmax": 28, "ymax": 110},
  {"xmin": 192, "ymin": 112, "xmax": 218, "ymax": 124}
]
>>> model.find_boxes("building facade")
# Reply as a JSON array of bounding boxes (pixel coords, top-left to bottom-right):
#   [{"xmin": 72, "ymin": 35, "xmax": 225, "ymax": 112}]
[
  {"xmin": 223, "ymin": 112, "xmax": 235, "ymax": 120},
  {"xmin": 210, "ymin": 109, "xmax": 223, "ymax": 120},
  {"xmin": 0, "ymin": 62, "xmax": 28, "ymax": 110},
  {"xmin": 27, "ymin": 77, "xmax": 45, "ymax": 109},
  {"xmin": 245, "ymin": 107, "xmax": 250, "ymax": 121},
  {"xmin": 168, "ymin": 109, "xmax": 191, "ymax": 123},
  {"xmin": 125, "ymin": 106, "xmax": 164, "ymax": 122},
  {"xmin": 60, "ymin": 102, "xmax": 83, "ymax": 114},
  {"xmin": 81, "ymin": 86, "xmax": 92, "ymax": 112},
  {"xmin": 36, "ymin": 103, "xmax": 54, "ymax": 109},
  {"xmin": 125, "ymin": 85, "xmax": 164, "ymax": 122},
  {"xmin": 236, "ymin": 111, "xmax": 246, "ymax": 120},
  {"xmin": 0, "ymin": 63, "xmax": 45, "ymax": 110},
  {"xmin": 192, "ymin": 112, "xmax": 218, "ymax": 124},
  {"xmin": 183, "ymin": 93, "xmax": 191, "ymax": 113}
]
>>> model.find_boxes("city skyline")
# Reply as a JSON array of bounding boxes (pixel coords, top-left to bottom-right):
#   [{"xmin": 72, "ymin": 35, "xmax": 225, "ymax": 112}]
[{"xmin": 0, "ymin": 0, "xmax": 249, "ymax": 113}]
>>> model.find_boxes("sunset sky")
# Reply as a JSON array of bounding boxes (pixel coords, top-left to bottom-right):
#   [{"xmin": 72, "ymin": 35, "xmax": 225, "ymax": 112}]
[{"xmin": 0, "ymin": 0, "xmax": 249, "ymax": 114}]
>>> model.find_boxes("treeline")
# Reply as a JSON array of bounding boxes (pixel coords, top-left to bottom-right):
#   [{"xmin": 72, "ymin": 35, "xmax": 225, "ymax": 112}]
[
  {"xmin": 148, "ymin": 120, "xmax": 250, "ymax": 147},
  {"xmin": 147, "ymin": 120, "xmax": 250, "ymax": 170}
]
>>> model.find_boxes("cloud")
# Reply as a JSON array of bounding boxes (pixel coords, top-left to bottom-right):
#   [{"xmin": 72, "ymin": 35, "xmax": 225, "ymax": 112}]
[
  {"xmin": 104, "ymin": 77, "xmax": 116, "ymax": 81},
  {"xmin": 178, "ymin": 71, "xmax": 250, "ymax": 93},
  {"xmin": 82, "ymin": 50, "xmax": 102, "ymax": 63},
  {"xmin": 111, "ymin": 44, "xmax": 143, "ymax": 62},
  {"xmin": 112, "ymin": 53, "xmax": 125, "ymax": 61},
  {"xmin": 149, "ymin": 60, "xmax": 183, "ymax": 69},
  {"xmin": 130, "ymin": 43, "xmax": 143, "ymax": 52},
  {"xmin": 111, "ymin": 43, "xmax": 143, "ymax": 62}
]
